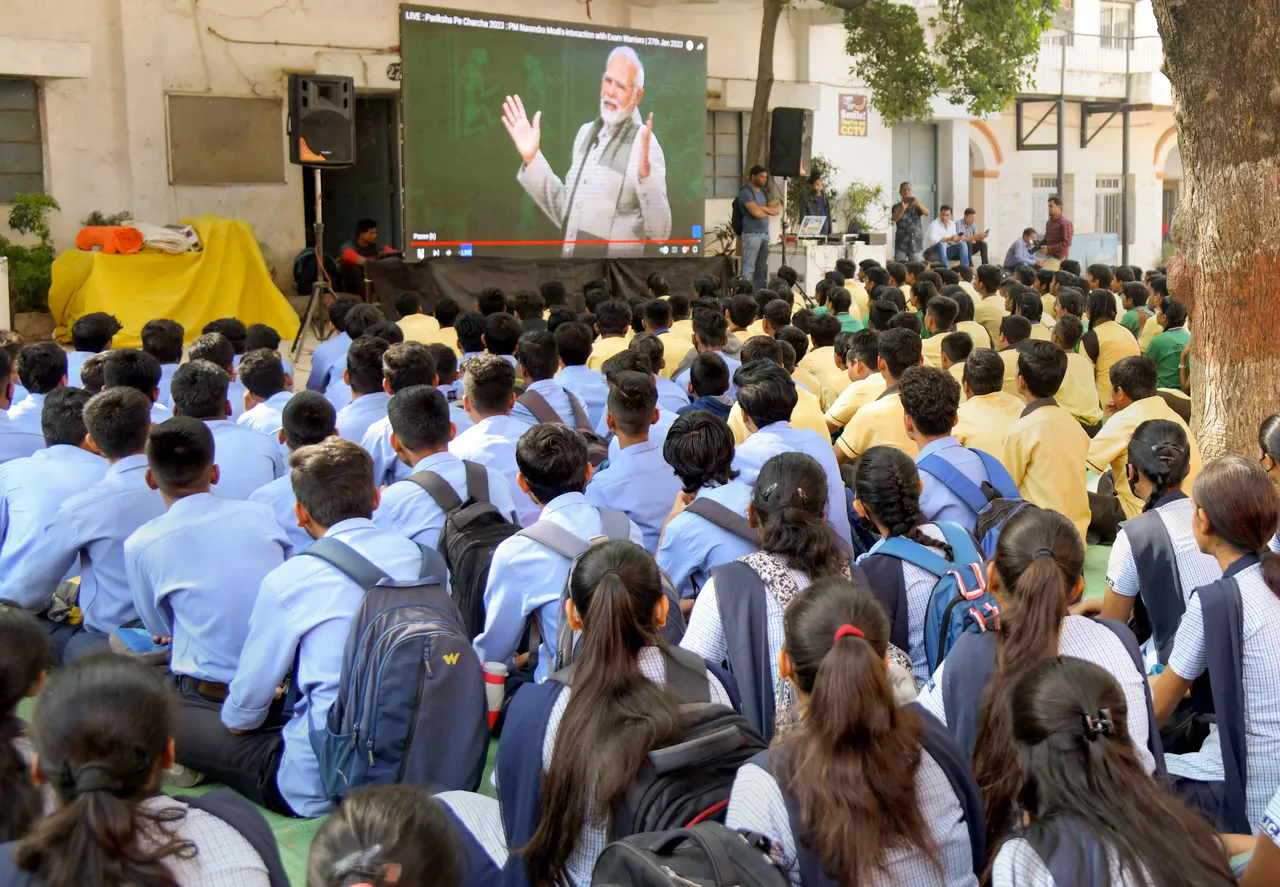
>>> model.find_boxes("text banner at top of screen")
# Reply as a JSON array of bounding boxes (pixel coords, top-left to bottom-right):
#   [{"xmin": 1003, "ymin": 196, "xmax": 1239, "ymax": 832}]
[{"xmin": 401, "ymin": 8, "xmax": 705, "ymax": 51}]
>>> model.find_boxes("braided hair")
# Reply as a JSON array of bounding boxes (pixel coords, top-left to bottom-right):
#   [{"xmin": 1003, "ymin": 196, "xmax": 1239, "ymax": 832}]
[
  {"xmin": 1127, "ymin": 419, "xmax": 1191, "ymax": 514},
  {"xmin": 854, "ymin": 446, "xmax": 953, "ymax": 560}
]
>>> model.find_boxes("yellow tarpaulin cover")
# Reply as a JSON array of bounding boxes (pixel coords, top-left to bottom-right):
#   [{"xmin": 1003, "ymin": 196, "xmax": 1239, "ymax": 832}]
[{"xmin": 49, "ymin": 214, "xmax": 299, "ymax": 349}]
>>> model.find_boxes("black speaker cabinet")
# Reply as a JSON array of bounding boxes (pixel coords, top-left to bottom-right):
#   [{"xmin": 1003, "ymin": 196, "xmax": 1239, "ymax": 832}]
[
  {"xmin": 288, "ymin": 74, "xmax": 355, "ymax": 167},
  {"xmin": 769, "ymin": 107, "xmax": 813, "ymax": 179}
]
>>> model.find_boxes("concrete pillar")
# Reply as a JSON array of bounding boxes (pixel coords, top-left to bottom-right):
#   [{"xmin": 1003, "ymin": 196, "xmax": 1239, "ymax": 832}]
[
  {"xmin": 117, "ymin": 0, "xmax": 170, "ymax": 224},
  {"xmin": 0, "ymin": 257, "xmax": 9, "ymax": 331},
  {"xmin": 936, "ymin": 119, "xmax": 970, "ymax": 215}
]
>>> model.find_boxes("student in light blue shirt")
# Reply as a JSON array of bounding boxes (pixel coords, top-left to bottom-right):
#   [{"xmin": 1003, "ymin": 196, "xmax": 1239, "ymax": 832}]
[
  {"xmin": 631, "ymin": 332, "xmax": 690, "ymax": 413},
  {"xmin": 67, "ymin": 311, "xmax": 120, "ymax": 388},
  {"xmin": 731, "ymin": 360, "xmax": 853, "ymax": 551},
  {"xmin": 595, "ymin": 349, "xmax": 680, "ymax": 459},
  {"xmin": 104, "ymin": 348, "xmax": 173, "ymax": 426},
  {"xmin": 656, "ymin": 412, "xmax": 758, "ymax": 597},
  {"xmin": 323, "ymin": 304, "xmax": 386, "ymax": 409},
  {"xmin": 455, "ymin": 311, "xmax": 488, "ymax": 370},
  {"xmin": 249, "ymin": 391, "xmax": 335, "ymax": 555},
  {"xmin": 141, "ymin": 318, "xmax": 185, "ymax": 410},
  {"xmin": 510, "ymin": 331, "xmax": 580, "ymax": 427},
  {"xmin": 0, "ymin": 350, "xmax": 36, "ymax": 464},
  {"xmin": 585, "ymin": 371, "xmax": 682, "ymax": 553},
  {"xmin": 483, "ymin": 312, "xmax": 523, "ymax": 372},
  {"xmin": 306, "ymin": 297, "xmax": 358, "ymax": 393},
  {"xmin": 336, "ymin": 337, "xmax": 392, "ymax": 443},
  {"xmin": 0, "ymin": 388, "xmax": 108, "ymax": 616},
  {"xmin": 374, "ymin": 385, "xmax": 518, "ymax": 548},
  {"xmin": 126, "ymin": 417, "xmax": 291, "ymax": 691},
  {"xmin": 672, "ymin": 309, "xmax": 742, "ymax": 398},
  {"xmin": 554, "ymin": 321, "xmax": 610, "ymax": 428},
  {"xmin": 427, "ymin": 342, "xmax": 474, "ymax": 435},
  {"xmin": 188, "ymin": 332, "xmax": 248, "ymax": 422},
  {"xmin": 4, "ymin": 388, "xmax": 165, "ymax": 661},
  {"xmin": 236, "ymin": 348, "xmax": 294, "ymax": 435},
  {"xmin": 219, "ymin": 437, "xmax": 424, "ymax": 816},
  {"xmin": 475, "ymin": 423, "xmax": 644, "ymax": 682},
  {"xmin": 243, "ymin": 322, "xmax": 294, "ymax": 378},
  {"xmin": 449, "ymin": 353, "xmax": 539, "ymax": 526},
  {"xmin": 171, "ymin": 360, "xmax": 284, "ymax": 499},
  {"xmin": 361, "ymin": 341, "xmax": 442, "ymax": 487},
  {"xmin": 4, "ymin": 342, "xmax": 67, "ymax": 462}
]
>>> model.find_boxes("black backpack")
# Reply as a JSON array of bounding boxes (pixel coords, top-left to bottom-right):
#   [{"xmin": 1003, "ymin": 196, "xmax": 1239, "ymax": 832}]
[
  {"xmin": 292, "ymin": 246, "xmax": 340, "ymax": 296},
  {"xmin": 516, "ymin": 388, "xmax": 609, "ymax": 467},
  {"xmin": 592, "ymin": 824, "xmax": 787, "ymax": 887},
  {"xmin": 408, "ymin": 461, "xmax": 520, "ymax": 640},
  {"xmin": 731, "ymin": 197, "xmax": 746, "ymax": 237}
]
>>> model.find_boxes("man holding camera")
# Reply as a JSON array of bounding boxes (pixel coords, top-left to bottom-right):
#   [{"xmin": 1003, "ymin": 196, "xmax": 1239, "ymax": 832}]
[
  {"xmin": 1004, "ymin": 227, "xmax": 1043, "ymax": 271},
  {"xmin": 892, "ymin": 181, "xmax": 929, "ymax": 262}
]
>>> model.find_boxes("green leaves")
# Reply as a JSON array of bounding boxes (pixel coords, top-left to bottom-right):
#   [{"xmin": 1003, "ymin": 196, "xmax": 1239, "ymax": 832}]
[
  {"xmin": 1, "ymin": 193, "xmax": 61, "ymax": 313},
  {"xmin": 843, "ymin": 1, "xmax": 944, "ymax": 124}
]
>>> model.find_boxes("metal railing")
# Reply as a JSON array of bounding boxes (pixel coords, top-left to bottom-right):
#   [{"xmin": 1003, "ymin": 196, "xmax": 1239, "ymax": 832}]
[{"xmin": 1030, "ymin": 33, "xmax": 1166, "ymax": 98}]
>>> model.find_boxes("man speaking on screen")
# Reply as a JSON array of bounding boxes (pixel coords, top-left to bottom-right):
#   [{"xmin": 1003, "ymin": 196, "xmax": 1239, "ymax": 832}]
[{"xmin": 501, "ymin": 46, "xmax": 672, "ymax": 258}]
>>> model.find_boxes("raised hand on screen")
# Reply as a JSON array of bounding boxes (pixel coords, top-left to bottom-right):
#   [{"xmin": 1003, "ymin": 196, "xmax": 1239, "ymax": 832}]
[
  {"xmin": 638, "ymin": 112, "xmax": 655, "ymax": 181},
  {"xmin": 502, "ymin": 95, "xmax": 542, "ymax": 167}
]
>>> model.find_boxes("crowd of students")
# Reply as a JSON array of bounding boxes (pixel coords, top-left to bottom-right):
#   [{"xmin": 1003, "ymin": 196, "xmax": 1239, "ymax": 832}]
[{"xmin": 0, "ymin": 256, "xmax": 1277, "ymax": 887}]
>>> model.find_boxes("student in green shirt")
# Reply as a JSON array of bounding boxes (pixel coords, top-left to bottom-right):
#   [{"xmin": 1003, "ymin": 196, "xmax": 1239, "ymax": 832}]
[
  {"xmin": 1145, "ymin": 297, "xmax": 1191, "ymax": 389},
  {"xmin": 829, "ymin": 287, "xmax": 864, "ymax": 333},
  {"xmin": 1120, "ymin": 280, "xmax": 1149, "ymax": 339},
  {"xmin": 812, "ymin": 278, "xmax": 834, "ymax": 315}
]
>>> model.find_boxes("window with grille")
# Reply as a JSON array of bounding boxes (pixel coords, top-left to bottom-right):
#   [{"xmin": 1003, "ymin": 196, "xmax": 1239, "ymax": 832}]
[
  {"xmin": 705, "ymin": 110, "xmax": 743, "ymax": 199},
  {"xmin": 1100, "ymin": 1, "xmax": 1134, "ymax": 48},
  {"xmin": 1095, "ymin": 174, "xmax": 1136, "ymax": 242},
  {"xmin": 0, "ymin": 79, "xmax": 44, "ymax": 204},
  {"xmin": 1031, "ymin": 176, "xmax": 1059, "ymax": 227}
]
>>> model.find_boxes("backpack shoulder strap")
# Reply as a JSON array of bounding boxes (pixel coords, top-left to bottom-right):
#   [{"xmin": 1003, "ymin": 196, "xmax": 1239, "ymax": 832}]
[
  {"xmin": 462, "ymin": 460, "xmax": 490, "ymax": 504},
  {"xmin": 598, "ymin": 506, "xmax": 632, "ymax": 541},
  {"xmin": 408, "ymin": 469, "xmax": 464, "ymax": 513},
  {"xmin": 939, "ymin": 630, "xmax": 998, "ymax": 760},
  {"xmin": 300, "ymin": 537, "xmax": 391, "ymax": 589},
  {"xmin": 934, "ymin": 521, "xmax": 984, "ymax": 568},
  {"xmin": 1093, "ymin": 617, "xmax": 1167, "ymax": 775},
  {"xmin": 496, "ymin": 680, "xmax": 566, "ymax": 887},
  {"xmin": 748, "ymin": 746, "xmax": 834, "ymax": 887},
  {"xmin": 910, "ymin": 703, "xmax": 987, "ymax": 876},
  {"xmin": 876, "ymin": 535, "xmax": 956, "ymax": 578},
  {"xmin": 1021, "ymin": 818, "xmax": 1112, "ymax": 886},
  {"xmin": 0, "ymin": 843, "xmax": 36, "ymax": 886},
  {"xmin": 565, "ymin": 391, "xmax": 592, "ymax": 432},
  {"xmin": 859, "ymin": 553, "xmax": 911, "ymax": 653},
  {"xmin": 711, "ymin": 560, "xmax": 776, "ymax": 742},
  {"xmin": 1119, "ymin": 509, "xmax": 1184, "ymax": 663},
  {"xmin": 516, "ymin": 520, "xmax": 590, "ymax": 559},
  {"xmin": 917, "ymin": 455, "xmax": 989, "ymax": 514},
  {"xmin": 180, "ymin": 790, "xmax": 291, "ymax": 887},
  {"xmin": 685, "ymin": 497, "xmax": 756, "ymax": 542},
  {"xmin": 973, "ymin": 450, "xmax": 1021, "ymax": 500},
  {"xmin": 515, "ymin": 389, "xmax": 561, "ymax": 425},
  {"xmin": 1197, "ymin": 576, "xmax": 1250, "ymax": 834},
  {"xmin": 659, "ymin": 645, "xmax": 711, "ymax": 704}
]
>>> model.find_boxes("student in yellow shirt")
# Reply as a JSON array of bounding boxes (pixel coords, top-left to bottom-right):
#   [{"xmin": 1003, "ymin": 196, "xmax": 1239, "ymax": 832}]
[
  {"xmin": 887, "ymin": 262, "xmax": 910, "ymax": 300},
  {"xmin": 799, "ymin": 314, "xmax": 851, "ymax": 410},
  {"xmin": 921, "ymin": 295, "xmax": 959, "ymax": 367},
  {"xmin": 1001, "ymin": 340, "xmax": 1092, "ymax": 539},
  {"xmin": 1035, "ymin": 268, "xmax": 1058, "ymax": 319},
  {"xmin": 1010, "ymin": 287, "xmax": 1053, "ymax": 341},
  {"xmin": 641, "ymin": 299, "xmax": 692, "ymax": 380},
  {"xmin": 834, "ymin": 327, "xmax": 922, "ymax": 464},
  {"xmin": 429, "ymin": 297, "xmax": 463, "ymax": 356},
  {"xmin": 776, "ymin": 325, "xmax": 822, "ymax": 399},
  {"xmin": 1137, "ymin": 281, "xmax": 1165, "ymax": 351},
  {"xmin": 955, "ymin": 264, "xmax": 981, "ymax": 301},
  {"xmin": 1086, "ymin": 355, "xmax": 1202, "ymax": 522},
  {"xmin": 743, "ymin": 290, "xmax": 776, "ymax": 341},
  {"xmin": 864, "ymin": 264, "xmax": 892, "ymax": 299},
  {"xmin": 725, "ymin": 293, "xmax": 757, "ymax": 351},
  {"xmin": 668, "ymin": 293, "xmax": 694, "ymax": 342},
  {"xmin": 946, "ymin": 288, "xmax": 993, "ymax": 350},
  {"xmin": 1050, "ymin": 315, "xmax": 1104, "ymax": 433},
  {"xmin": 835, "ymin": 259, "xmax": 871, "ymax": 321},
  {"xmin": 865, "ymin": 298, "xmax": 899, "ymax": 333},
  {"xmin": 973, "ymin": 264, "xmax": 1009, "ymax": 345},
  {"xmin": 953, "ymin": 348, "xmax": 1028, "ymax": 467},
  {"xmin": 586, "ymin": 299, "xmax": 633, "ymax": 372},
  {"xmin": 760, "ymin": 299, "xmax": 793, "ymax": 339},
  {"xmin": 1081, "ymin": 289, "xmax": 1142, "ymax": 411},
  {"xmin": 394, "ymin": 291, "xmax": 441, "ymax": 344},
  {"xmin": 824, "ymin": 329, "xmax": 886, "ymax": 432},
  {"xmin": 997, "ymin": 316, "xmax": 1033, "ymax": 396},
  {"xmin": 939, "ymin": 331, "xmax": 973, "ymax": 395},
  {"xmin": 1053, "ymin": 286, "xmax": 1086, "ymax": 326}
]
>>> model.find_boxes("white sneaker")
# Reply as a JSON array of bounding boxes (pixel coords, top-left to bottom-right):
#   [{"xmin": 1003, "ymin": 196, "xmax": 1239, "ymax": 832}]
[{"xmin": 163, "ymin": 764, "xmax": 205, "ymax": 789}]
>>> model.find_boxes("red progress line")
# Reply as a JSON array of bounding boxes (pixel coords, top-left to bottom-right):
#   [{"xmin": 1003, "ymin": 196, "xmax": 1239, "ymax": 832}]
[{"xmin": 409, "ymin": 239, "xmax": 702, "ymax": 247}]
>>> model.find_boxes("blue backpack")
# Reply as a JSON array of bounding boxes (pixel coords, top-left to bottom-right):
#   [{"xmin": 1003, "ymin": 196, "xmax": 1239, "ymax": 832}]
[
  {"xmin": 301, "ymin": 538, "xmax": 488, "ymax": 804},
  {"xmin": 917, "ymin": 450, "xmax": 1024, "ymax": 558},
  {"xmin": 876, "ymin": 521, "xmax": 996, "ymax": 674}
]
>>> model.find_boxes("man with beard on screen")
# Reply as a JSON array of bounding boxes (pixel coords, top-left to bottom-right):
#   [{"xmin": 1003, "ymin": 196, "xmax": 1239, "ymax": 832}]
[{"xmin": 501, "ymin": 45, "xmax": 672, "ymax": 258}]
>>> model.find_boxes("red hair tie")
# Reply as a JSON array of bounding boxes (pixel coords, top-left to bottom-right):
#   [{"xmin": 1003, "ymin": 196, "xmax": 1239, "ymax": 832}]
[{"xmin": 833, "ymin": 624, "xmax": 864, "ymax": 643}]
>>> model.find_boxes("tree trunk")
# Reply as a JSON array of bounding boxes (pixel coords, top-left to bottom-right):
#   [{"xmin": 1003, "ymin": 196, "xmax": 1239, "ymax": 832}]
[
  {"xmin": 1152, "ymin": 0, "xmax": 1280, "ymax": 459},
  {"xmin": 745, "ymin": 0, "xmax": 785, "ymax": 176}
]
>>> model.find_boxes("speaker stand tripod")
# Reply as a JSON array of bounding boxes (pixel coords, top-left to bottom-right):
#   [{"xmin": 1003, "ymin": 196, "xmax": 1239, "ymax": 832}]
[
  {"xmin": 779, "ymin": 177, "xmax": 790, "ymax": 265},
  {"xmin": 292, "ymin": 166, "xmax": 335, "ymax": 366}
]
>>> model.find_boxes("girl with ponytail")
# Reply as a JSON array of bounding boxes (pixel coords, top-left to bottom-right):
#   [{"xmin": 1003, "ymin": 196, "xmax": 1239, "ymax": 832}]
[
  {"xmin": 498, "ymin": 541, "xmax": 735, "ymax": 887},
  {"xmin": 682, "ymin": 452, "xmax": 869, "ymax": 739},
  {"xmin": 9, "ymin": 653, "xmax": 282, "ymax": 886},
  {"xmin": 1098, "ymin": 419, "xmax": 1221, "ymax": 658},
  {"xmin": 988, "ymin": 657, "xmax": 1234, "ymax": 887},
  {"xmin": 726, "ymin": 577, "xmax": 980, "ymax": 886},
  {"xmin": 1152, "ymin": 456, "xmax": 1280, "ymax": 832},
  {"xmin": 0, "ymin": 608, "xmax": 51, "ymax": 844}
]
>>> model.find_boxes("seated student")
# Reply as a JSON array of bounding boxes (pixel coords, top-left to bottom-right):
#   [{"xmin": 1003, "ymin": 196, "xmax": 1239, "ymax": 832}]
[
  {"xmin": 1150, "ymin": 458, "xmax": 1280, "ymax": 833},
  {"xmin": 973, "ymin": 263, "xmax": 1009, "ymax": 345},
  {"xmin": 250, "ymin": 391, "xmax": 336, "ymax": 555},
  {"xmin": 1001, "ymin": 341, "xmax": 1092, "ymax": 539},
  {"xmin": 921, "ymin": 294, "xmax": 961, "ymax": 366},
  {"xmin": 475, "ymin": 424, "xmax": 644, "ymax": 683},
  {"xmin": 672, "ymin": 309, "xmax": 741, "ymax": 394},
  {"xmin": 983, "ymin": 658, "xmax": 1235, "ymax": 887},
  {"xmin": 171, "ymin": 360, "xmax": 284, "ymax": 500},
  {"xmin": 676, "ymin": 352, "xmax": 733, "ymax": 421},
  {"xmin": 798, "ymin": 313, "xmax": 850, "ymax": 410},
  {"xmin": 0, "ymin": 609, "xmax": 51, "ymax": 844},
  {"xmin": 307, "ymin": 297, "xmax": 358, "ymax": 393},
  {"xmin": 585, "ymin": 299, "xmax": 632, "ymax": 371},
  {"xmin": 899, "ymin": 366, "xmax": 1019, "ymax": 534},
  {"xmin": 667, "ymin": 292, "xmax": 694, "ymax": 341},
  {"xmin": 335, "ymin": 337, "xmax": 392, "ymax": 444},
  {"xmin": 9, "ymin": 655, "xmax": 285, "ymax": 885},
  {"xmin": 483, "ymin": 312, "xmax": 523, "ymax": 372},
  {"xmin": 323, "ymin": 304, "xmax": 386, "ymax": 409},
  {"xmin": 1146, "ymin": 297, "xmax": 1190, "ymax": 390},
  {"xmin": 362, "ymin": 343, "xmax": 445, "ymax": 487},
  {"xmin": 639, "ymin": 299, "xmax": 689, "ymax": 380},
  {"xmin": 887, "ymin": 262, "xmax": 910, "ymax": 298},
  {"xmin": 1119, "ymin": 279, "xmax": 1146, "ymax": 338},
  {"xmin": 244, "ymin": 322, "xmax": 294, "ymax": 378},
  {"xmin": 3, "ymin": 343, "xmax": 67, "ymax": 462},
  {"xmin": 758, "ymin": 298, "xmax": 792, "ymax": 340},
  {"xmin": 597, "ymin": 350, "xmax": 681, "ymax": 458},
  {"xmin": 835, "ymin": 328, "xmax": 922, "ymax": 463},
  {"xmin": 510, "ymin": 331, "xmax": 582, "ymax": 427},
  {"xmin": 629, "ymin": 332, "xmax": 689, "ymax": 413},
  {"xmin": 428, "ymin": 341, "xmax": 467, "ymax": 408},
  {"xmin": 917, "ymin": 506, "xmax": 1157, "ymax": 775},
  {"xmin": 554, "ymin": 321, "xmax": 610, "ymax": 428},
  {"xmin": 448, "ymin": 353, "xmax": 538, "ymax": 526},
  {"xmin": 1014, "ymin": 288, "xmax": 1053, "ymax": 341},
  {"xmin": 1139, "ymin": 278, "xmax": 1168, "ymax": 351},
  {"xmin": 204, "ymin": 317, "xmax": 248, "ymax": 370},
  {"xmin": 726, "ymin": 338, "xmax": 827, "ymax": 445},
  {"xmin": 940, "ymin": 330, "xmax": 973, "ymax": 394},
  {"xmin": 997, "ymin": 315, "xmax": 1033, "ymax": 396},
  {"xmin": 947, "ymin": 287, "xmax": 993, "ymax": 351},
  {"xmin": 774, "ymin": 325, "xmax": 819, "ymax": 397},
  {"xmin": 457, "ymin": 310, "xmax": 488, "ymax": 363},
  {"xmin": 497, "ymin": 540, "xmax": 734, "ymax": 887},
  {"xmin": 103, "ymin": 348, "xmax": 171, "ymax": 423},
  {"xmin": 218, "ymin": 438, "xmax": 426, "ymax": 817},
  {"xmin": 1053, "ymin": 285, "xmax": 1087, "ymax": 326},
  {"xmin": 682, "ymin": 452, "xmax": 859, "ymax": 738},
  {"xmin": 0, "ymin": 388, "xmax": 107, "ymax": 609},
  {"xmin": 724, "ymin": 292, "xmax": 757, "ymax": 352},
  {"xmin": 1045, "ymin": 319, "xmax": 1103, "ymax": 433},
  {"xmin": 373, "ymin": 384, "xmax": 517, "ymax": 548},
  {"xmin": 585, "ymin": 371, "xmax": 683, "ymax": 553},
  {"xmin": 655, "ymin": 411, "xmax": 756, "ymax": 596},
  {"xmin": 546, "ymin": 305, "xmax": 577, "ymax": 334},
  {"xmin": 952, "ymin": 349, "xmax": 1026, "ymax": 469},
  {"xmin": 79, "ymin": 351, "xmax": 107, "ymax": 393},
  {"xmin": 187, "ymin": 332, "xmax": 246, "ymax": 421},
  {"xmin": 726, "ymin": 577, "xmax": 981, "ymax": 887},
  {"xmin": 66, "ymin": 311, "xmax": 120, "ymax": 387},
  {"xmin": 126, "ymin": 417, "xmax": 290, "ymax": 705},
  {"xmin": 236, "ymin": 348, "xmax": 294, "ymax": 436},
  {"xmin": 141, "ymin": 318, "xmax": 185, "ymax": 410},
  {"xmin": 1088, "ymin": 355, "xmax": 1202, "ymax": 524},
  {"xmin": 823, "ymin": 329, "xmax": 885, "ymax": 432},
  {"xmin": 1082, "ymin": 288, "xmax": 1142, "ymax": 410},
  {"xmin": 429, "ymin": 296, "xmax": 463, "ymax": 356},
  {"xmin": 478, "ymin": 286, "xmax": 509, "ymax": 316},
  {"xmin": 394, "ymin": 290, "xmax": 440, "ymax": 343},
  {"xmin": 4, "ymin": 389, "xmax": 165, "ymax": 661},
  {"xmin": 308, "ymin": 784, "xmax": 506, "ymax": 887}
]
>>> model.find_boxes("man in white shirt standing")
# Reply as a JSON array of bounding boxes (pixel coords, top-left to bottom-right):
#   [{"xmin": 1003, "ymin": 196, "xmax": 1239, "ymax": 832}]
[{"xmin": 923, "ymin": 204, "xmax": 970, "ymax": 267}]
